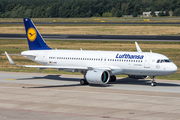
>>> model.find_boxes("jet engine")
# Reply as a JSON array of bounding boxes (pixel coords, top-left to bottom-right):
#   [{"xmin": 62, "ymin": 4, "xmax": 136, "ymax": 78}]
[
  {"xmin": 85, "ymin": 70, "xmax": 110, "ymax": 84},
  {"xmin": 128, "ymin": 75, "xmax": 148, "ymax": 79}
]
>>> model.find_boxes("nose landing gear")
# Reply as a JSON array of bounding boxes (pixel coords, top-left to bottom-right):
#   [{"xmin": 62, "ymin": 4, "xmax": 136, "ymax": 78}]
[{"xmin": 150, "ymin": 76, "xmax": 157, "ymax": 86}]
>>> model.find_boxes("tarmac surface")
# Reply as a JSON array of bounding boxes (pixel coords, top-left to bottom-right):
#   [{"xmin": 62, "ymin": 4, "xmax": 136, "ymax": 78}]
[
  {"xmin": 1, "ymin": 34, "xmax": 180, "ymax": 41},
  {"xmin": 1, "ymin": 22, "xmax": 180, "ymax": 25},
  {"xmin": 0, "ymin": 71, "xmax": 180, "ymax": 120}
]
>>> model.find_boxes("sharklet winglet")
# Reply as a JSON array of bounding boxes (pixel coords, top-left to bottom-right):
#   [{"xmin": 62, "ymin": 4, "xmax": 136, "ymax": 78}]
[
  {"xmin": 5, "ymin": 51, "xmax": 16, "ymax": 65},
  {"xmin": 135, "ymin": 42, "xmax": 142, "ymax": 52}
]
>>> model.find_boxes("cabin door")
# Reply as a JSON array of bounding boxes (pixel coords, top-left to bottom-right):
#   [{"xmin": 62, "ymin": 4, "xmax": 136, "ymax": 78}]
[
  {"xmin": 43, "ymin": 52, "xmax": 48, "ymax": 65},
  {"xmin": 144, "ymin": 56, "xmax": 151, "ymax": 68}
]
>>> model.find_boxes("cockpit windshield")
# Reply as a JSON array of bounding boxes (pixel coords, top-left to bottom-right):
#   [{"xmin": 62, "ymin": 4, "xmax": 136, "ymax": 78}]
[{"xmin": 157, "ymin": 59, "xmax": 171, "ymax": 63}]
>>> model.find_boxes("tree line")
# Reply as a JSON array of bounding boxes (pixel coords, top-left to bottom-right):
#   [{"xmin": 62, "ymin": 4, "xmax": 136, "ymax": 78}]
[{"xmin": 0, "ymin": 0, "xmax": 180, "ymax": 18}]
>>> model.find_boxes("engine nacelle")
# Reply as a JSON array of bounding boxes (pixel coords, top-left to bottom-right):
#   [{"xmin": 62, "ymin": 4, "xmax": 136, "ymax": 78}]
[
  {"xmin": 128, "ymin": 75, "xmax": 148, "ymax": 79},
  {"xmin": 85, "ymin": 70, "xmax": 110, "ymax": 84}
]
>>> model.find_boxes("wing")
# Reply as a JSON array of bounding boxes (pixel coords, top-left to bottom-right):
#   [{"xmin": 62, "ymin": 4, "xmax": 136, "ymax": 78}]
[{"xmin": 24, "ymin": 65, "xmax": 88, "ymax": 71}]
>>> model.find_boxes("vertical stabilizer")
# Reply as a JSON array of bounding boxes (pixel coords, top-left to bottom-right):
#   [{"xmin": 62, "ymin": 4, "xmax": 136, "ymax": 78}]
[{"xmin": 23, "ymin": 18, "xmax": 51, "ymax": 50}]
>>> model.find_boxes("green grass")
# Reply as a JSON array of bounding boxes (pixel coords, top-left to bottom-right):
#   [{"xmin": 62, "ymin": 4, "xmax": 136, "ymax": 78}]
[
  {"xmin": 95, "ymin": 28, "xmax": 115, "ymax": 32},
  {"xmin": 156, "ymin": 73, "xmax": 180, "ymax": 80},
  {"xmin": 1, "ymin": 17, "xmax": 180, "ymax": 23},
  {"xmin": 2, "ymin": 24, "xmax": 180, "ymax": 36}
]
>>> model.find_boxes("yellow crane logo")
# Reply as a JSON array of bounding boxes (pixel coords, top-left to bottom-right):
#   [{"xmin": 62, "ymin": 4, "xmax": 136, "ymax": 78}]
[{"xmin": 27, "ymin": 27, "xmax": 37, "ymax": 42}]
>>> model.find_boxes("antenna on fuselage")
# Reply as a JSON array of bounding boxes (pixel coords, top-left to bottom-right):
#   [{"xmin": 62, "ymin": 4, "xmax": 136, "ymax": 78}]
[{"xmin": 135, "ymin": 42, "xmax": 142, "ymax": 52}]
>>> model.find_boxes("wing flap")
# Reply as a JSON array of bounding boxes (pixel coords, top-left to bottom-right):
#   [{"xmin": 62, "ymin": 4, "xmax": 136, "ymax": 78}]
[{"xmin": 24, "ymin": 65, "xmax": 88, "ymax": 70}]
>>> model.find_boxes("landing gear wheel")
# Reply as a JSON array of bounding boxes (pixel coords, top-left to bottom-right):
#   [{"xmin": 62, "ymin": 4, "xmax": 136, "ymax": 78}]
[
  {"xmin": 80, "ymin": 79, "xmax": 89, "ymax": 85},
  {"xmin": 110, "ymin": 75, "xmax": 116, "ymax": 82},
  {"xmin": 151, "ymin": 82, "xmax": 157, "ymax": 86},
  {"xmin": 150, "ymin": 76, "xmax": 157, "ymax": 87}
]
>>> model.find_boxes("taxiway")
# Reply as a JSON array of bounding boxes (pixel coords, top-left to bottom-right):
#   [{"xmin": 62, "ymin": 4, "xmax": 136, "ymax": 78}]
[
  {"xmin": 0, "ymin": 72, "xmax": 180, "ymax": 120},
  {"xmin": 1, "ymin": 34, "xmax": 180, "ymax": 41}
]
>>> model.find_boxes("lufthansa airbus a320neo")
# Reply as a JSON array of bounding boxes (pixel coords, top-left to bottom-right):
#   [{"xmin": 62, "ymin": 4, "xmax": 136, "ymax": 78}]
[{"xmin": 5, "ymin": 18, "xmax": 178, "ymax": 86}]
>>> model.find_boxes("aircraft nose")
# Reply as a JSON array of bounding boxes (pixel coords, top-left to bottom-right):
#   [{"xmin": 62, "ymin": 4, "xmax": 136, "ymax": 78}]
[
  {"xmin": 174, "ymin": 64, "xmax": 178, "ymax": 72},
  {"xmin": 170, "ymin": 63, "xmax": 178, "ymax": 73}
]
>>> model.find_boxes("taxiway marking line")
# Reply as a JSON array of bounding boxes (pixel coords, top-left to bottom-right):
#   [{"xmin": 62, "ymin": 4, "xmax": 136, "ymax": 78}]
[{"xmin": 6, "ymin": 79, "xmax": 15, "ymax": 81}]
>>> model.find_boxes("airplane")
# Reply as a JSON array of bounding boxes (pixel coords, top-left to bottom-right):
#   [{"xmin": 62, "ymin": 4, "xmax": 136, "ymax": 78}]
[{"xmin": 5, "ymin": 18, "xmax": 178, "ymax": 86}]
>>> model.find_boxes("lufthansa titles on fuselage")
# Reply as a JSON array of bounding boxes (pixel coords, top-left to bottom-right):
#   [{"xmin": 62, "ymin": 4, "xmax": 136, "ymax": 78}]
[{"xmin": 116, "ymin": 53, "xmax": 144, "ymax": 59}]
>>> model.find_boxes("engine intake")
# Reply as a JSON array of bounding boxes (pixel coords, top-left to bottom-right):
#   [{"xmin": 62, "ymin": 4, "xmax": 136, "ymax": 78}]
[{"xmin": 85, "ymin": 70, "xmax": 110, "ymax": 84}]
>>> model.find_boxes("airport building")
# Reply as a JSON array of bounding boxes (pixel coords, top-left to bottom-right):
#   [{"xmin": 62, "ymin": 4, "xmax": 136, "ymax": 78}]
[{"xmin": 142, "ymin": 11, "xmax": 166, "ymax": 17}]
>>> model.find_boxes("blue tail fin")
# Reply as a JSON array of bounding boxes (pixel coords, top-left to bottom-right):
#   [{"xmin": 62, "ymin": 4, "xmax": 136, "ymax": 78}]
[{"xmin": 23, "ymin": 18, "xmax": 51, "ymax": 50}]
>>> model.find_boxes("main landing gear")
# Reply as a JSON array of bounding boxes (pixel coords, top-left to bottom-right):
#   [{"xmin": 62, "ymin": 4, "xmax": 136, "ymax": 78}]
[
  {"xmin": 80, "ymin": 71, "xmax": 89, "ymax": 85},
  {"xmin": 110, "ymin": 75, "xmax": 116, "ymax": 82},
  {"xmin": 80, "ymin": 79, "xmax": 89, "ymax": 85},
  {"xmin": 150, "ymin": 76, "xmax": 157, "ymax": 86}
]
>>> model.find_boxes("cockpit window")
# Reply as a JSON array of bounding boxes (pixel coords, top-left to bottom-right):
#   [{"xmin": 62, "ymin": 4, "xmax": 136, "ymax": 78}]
[
  {"xmin": 157, "ymin": 59, "xmax": 171, "ymax": 63},
  {"xmin": 160, "ymin": 60, "xmax": 164, "ymax": 63},
  {"xmin": 164, "ymin": 59, "xmax": 171, "ymax": 62}
]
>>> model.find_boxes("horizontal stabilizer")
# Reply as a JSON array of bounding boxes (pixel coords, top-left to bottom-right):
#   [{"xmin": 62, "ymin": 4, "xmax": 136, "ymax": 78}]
[
  {"xmin": 2, "ymin": 53, "xmax": 22, "ymax": 56},
  {"xmin": 2, "ymin": 53, "xmax": 35, "ymax": 57}
]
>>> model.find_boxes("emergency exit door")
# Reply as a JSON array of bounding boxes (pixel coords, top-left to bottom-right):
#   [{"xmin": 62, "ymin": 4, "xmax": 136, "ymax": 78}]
[{"xmin": 144, "ymin": 56, "xmax": 151, "ymax": 68}]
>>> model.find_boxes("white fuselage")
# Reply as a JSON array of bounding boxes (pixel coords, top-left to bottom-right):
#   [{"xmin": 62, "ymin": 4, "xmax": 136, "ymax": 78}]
[{"xmin": 21, "ymin": 50, "xmax": 178, "ymax": 76}]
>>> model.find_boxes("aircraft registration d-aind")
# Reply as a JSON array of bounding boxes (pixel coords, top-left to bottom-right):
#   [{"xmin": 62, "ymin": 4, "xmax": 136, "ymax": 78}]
[{"xmin": 5, "ymin": 18, "xmax": 178, "ymax": 86}]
